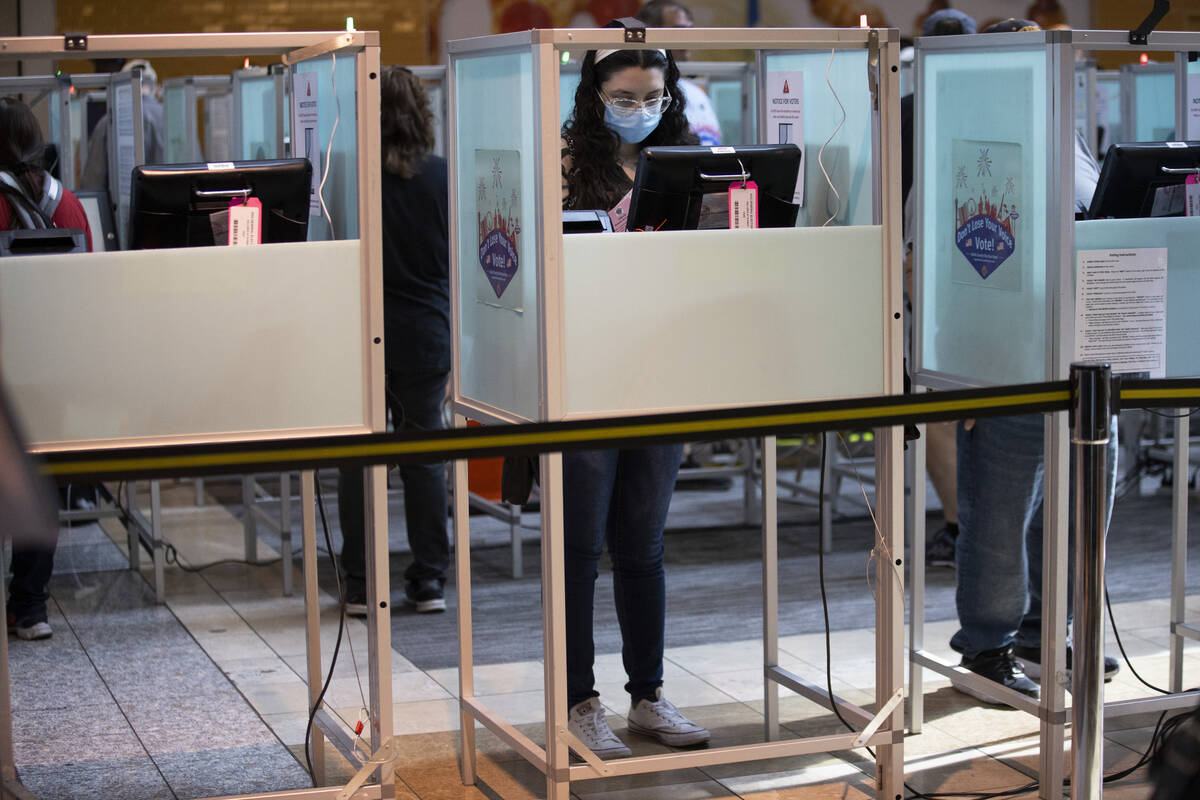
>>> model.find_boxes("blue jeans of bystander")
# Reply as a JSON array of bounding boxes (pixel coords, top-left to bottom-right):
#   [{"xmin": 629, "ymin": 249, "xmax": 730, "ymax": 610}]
[{"xmin": 951, "ymin": 413, "xmax": 1116, "ymax": 659}]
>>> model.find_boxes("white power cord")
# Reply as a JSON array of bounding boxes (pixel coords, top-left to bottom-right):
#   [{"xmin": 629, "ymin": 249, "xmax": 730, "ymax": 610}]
[
  {"xmin": 318, "ymin": 52, "xmax": 341, "ymax": 237},
  {"xmin": 817, "ymin": 48, "xmax": 847, "ymax": 227}
]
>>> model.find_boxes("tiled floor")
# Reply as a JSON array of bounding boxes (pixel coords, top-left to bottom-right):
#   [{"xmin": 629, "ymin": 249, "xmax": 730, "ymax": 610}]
[{"xmin": 7, "ymin": 475, "xmax": 1196, "ymax": 799}]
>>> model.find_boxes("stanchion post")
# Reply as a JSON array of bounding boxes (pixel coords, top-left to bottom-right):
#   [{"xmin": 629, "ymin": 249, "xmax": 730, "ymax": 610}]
[{"xmin": 1069, "ymin": 361, "xmax": 1112, "ymax": 800}]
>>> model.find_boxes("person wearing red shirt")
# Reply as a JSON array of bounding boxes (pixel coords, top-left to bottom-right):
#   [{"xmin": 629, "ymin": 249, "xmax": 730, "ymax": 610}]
[{"xmin": 0, "ymin": 96, "xmax": 93, "ymax": 641}]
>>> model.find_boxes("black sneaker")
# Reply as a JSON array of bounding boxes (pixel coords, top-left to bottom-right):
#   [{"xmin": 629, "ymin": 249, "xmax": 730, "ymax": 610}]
[
  {"xmin": 956, "ymin": 645, "xmax": 1041, "ymax": 704},
  {"xmin": 925, "ymin": 525, "xmax": 958, "ymax": 568},
  {"xmin": 343, "ymin": 588, "xmax": 368, "ymax": 618},
  {"xmin": 405, "ymin": 580, "xmax": 446, "ymax": 613},
  {"xmin": 1011, "ymin": 644, "xmax": 1119, "ymax": 683}
]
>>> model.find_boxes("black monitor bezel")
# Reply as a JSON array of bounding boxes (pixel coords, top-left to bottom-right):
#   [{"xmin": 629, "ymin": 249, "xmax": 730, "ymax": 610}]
[
  {"xmin": 1088, "ymin": 141, "xmax": 1200, "ymax": 219},
  {"xmin": 627, "ymin": 144, "xmax": 802, "ymax": 232}
]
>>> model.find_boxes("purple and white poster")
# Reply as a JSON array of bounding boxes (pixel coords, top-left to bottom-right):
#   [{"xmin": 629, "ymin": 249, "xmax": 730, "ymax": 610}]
[
  {"xmin": 952, "ymin": 139, "xmax": 1022, "ymax": 292},
  {"xmin": 475, "ymin": 149, "xmax": 523, "ymax": 311}
]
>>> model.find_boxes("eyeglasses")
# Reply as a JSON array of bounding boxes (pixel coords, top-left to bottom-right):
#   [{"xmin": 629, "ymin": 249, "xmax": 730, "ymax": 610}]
[{"xmin": 599, "ymin": 90, "xmax": 671, "ymax": 117}]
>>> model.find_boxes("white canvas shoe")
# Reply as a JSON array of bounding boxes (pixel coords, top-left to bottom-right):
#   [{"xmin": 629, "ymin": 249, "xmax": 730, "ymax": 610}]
[
  {"xmin": 627, "ymin": 689, "xmax": 710, "ymax": 747},
  {"xmin": 567, "ymin": 698, "xmax": 631, "ymax": 760},
  {"xmin": 13, "ymin": 620, "xmax": 52, "ymax": 640}
]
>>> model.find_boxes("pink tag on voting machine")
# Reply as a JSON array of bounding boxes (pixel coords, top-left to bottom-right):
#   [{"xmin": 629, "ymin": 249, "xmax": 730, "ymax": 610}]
[
  {"xmin": 228, "ymin": 196, "xmax": 263, "ymax": 245},
  {"xmin": 1186, "ymin": 175, "xmax": 1200, "ymax": 217},
  {"xmin": 608, "ymin": 190, "xmax": 631, "ymax": 232},
  {"xmin": 728, "ymin": 180, "xmax": 758, "ymax": 229}
]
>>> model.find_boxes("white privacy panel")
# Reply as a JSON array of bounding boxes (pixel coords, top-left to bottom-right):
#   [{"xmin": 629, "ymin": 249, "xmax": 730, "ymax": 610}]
[
  {"xmin": 1, "ymin": 239, "xmax": 367, "ymax": 450},
  {"xmin": 562, "ymin": 226, "xmax": 885, "ymax": 417}
]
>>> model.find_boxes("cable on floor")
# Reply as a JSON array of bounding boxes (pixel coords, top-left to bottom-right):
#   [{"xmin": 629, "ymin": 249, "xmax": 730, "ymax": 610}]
[
  {"xmin": 814, "ymin": 432, "xmax": 1185, "ymax": 799},
  {"xmin": 303, "ymin": 469, "xmax": 353, "ymax": 782}
]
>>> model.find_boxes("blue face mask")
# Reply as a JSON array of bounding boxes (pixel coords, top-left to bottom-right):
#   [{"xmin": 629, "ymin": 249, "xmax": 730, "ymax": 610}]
[{"xmin": 603, "ymin": 104, "xmax": 663, "ymax": 144}]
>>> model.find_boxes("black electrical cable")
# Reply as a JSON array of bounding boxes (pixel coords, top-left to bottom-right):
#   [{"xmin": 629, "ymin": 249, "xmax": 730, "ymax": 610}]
[
  {"xmin": 303, "ymin": 470, "xmax": 351, "ymax": 784},
  {"xmin": 812, "ymin": 433, "xmax": 1038, "ymax": 800},
  {"xmin": 161, "ymin": 543, "xmax": 308, "ymax": 573},
  {"xmin": 1143, "ymin": 407, "xmax": 1200, "ymax": 419},
  {"xmin": 810, "ymin": 432, "xmax": 1184, "ymax": 800},
  {"xmin": 1105, "ymin": 585, "xmax": 1171, "ymax": 695},
  {"xmin": 815, "ymin": 432, "xmax": 862, "ymax": 737}
]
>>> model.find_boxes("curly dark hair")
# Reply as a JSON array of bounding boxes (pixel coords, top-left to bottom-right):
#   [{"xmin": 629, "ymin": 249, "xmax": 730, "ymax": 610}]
[
  {"xmin": 0, "ymin": 96, "xmax": 47, "ymax": 202},
  {"xmin": 380, "ymin": 66, "xmax": 435, "ymax": 179},
  {"xmin": 562, "ymin": 49, "xmax": 697, "ymax": 210}
]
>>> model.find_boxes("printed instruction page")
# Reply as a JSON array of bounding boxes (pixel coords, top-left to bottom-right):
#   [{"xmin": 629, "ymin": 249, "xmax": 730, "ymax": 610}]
[{"xmin": 1074, "ymin": 248, "xmax": 1168, "ymax": 378}]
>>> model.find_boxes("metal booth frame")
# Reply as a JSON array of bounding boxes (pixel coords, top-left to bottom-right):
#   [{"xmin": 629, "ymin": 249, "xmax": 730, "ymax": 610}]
[
  {"xmin": 0, "ymin": 31, "xmax": 393, "ymax": 800},
  {"xmin": 910, "ymin": 28, "xmax": 1200, "ymax": 800},
  {"xmin": 447, "ymin": 26, "xmax": 905, "ymax": 800}
]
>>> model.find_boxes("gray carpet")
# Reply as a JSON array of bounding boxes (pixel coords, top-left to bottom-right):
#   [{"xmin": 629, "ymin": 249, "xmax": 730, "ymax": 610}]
[{"xmin": 376, "ymin": 487, "xmax": 1200, "ymax": 671}]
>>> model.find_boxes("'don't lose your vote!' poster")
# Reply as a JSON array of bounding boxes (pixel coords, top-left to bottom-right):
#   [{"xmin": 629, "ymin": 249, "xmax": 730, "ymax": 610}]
[
  {"xmin": 952, "ymin": 139, "xmax": 1022, "ymax": 292},
  {"xmin": 475, "ymin": 148, "xmax": 524, "ymax": 312}
]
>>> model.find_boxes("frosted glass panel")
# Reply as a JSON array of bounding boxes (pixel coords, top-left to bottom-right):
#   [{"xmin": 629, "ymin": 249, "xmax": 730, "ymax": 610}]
[
  {"xmin": 764, "ymin": 50, "xmax": 875, "ymax": 227},
  {"xmin": 1187, "ymin": 59, "xmax": 1200, "ymax": 140},
  {"xmin": 918, "ymin": 46, "xmax": 1049, "ymax": 385},
  {"xmin": 454, "ymin": 50, "xmax": 540, "ymax": 421},
  {"xmin": 1076, "ymin": 218, "xmax": 1200, "ymax": 378},
  {"xmin": 297, "ymin": 54, "xmax": 359, "ymax": 241},
  {"xmin": 1096, "ymin": 74, "xmax": 1121, "ymax": 155},
  {"xmin": 237, "ymin": 74, "xmax": 278, "ymax": 160},
  {"xmin": 560, "ymin": 67, "xmax": 580, "ymax": 126},
  {"xmin": 709, "ymin": 77, "xmax": 753, "ymax": 145},
  {"xmin": 1127, "ymin": 66, "xmax": 1175, "ymax": 142},
  {"xmin": 0, "ymin": 240, "xmax": 366, "ymax": 448},
  {"xmin": 563, "ymin": 226, "xmax": 884, "ymax": 416},
  {"xmin": 204, "ymin": 92, "xmax": 233, "ymax": 162},
  {"xmin": 164, "ymin": 84, "xmax": 191, "ymax": 163},
  {"xmin": 425, "ymin": 80, "xmax": 446, "ymax": 157},
  {"xmin": 1073, "ymin": 63, "xmax": 1091, "ymax": 146}
]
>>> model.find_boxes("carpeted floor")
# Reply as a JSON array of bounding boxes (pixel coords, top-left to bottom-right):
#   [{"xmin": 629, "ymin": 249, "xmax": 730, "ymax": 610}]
[{"xmin": 369, "ymin": 486, "xmax": 1200, "ymax": 671}]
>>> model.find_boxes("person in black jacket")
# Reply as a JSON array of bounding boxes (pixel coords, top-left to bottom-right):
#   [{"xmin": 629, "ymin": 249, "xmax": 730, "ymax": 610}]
[{"xmin": 338, "ymin": 67, "xmax": 450, "ymax": 614}]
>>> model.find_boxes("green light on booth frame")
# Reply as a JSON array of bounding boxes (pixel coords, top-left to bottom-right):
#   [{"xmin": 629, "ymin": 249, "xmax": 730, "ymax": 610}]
[
  {"xmin": 561, "ymin": 51, "xmax": 570, "ymax": 64},
  {"xmin": 346, "ymin": 17, "xmax": 355, "ymax": 31}
]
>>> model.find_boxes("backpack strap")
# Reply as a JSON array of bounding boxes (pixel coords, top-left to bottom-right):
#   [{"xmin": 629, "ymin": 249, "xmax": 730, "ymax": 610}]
[
  {"xmin": 38, "ymin": 172, "xmax": 64, "ymax": 221},
  {"xmin": 0, "ymin": 172, "xmax": 52, "ymax": 230}
]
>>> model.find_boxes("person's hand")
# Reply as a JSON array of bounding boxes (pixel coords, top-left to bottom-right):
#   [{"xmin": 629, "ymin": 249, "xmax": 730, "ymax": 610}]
[{"xmin": 963, "ymin": 418, "xmax": 975, "ymax": 431}]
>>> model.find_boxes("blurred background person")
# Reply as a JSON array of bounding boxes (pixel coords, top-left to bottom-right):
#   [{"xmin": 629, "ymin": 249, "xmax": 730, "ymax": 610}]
[
  {"xmin": 0, "ymin": 95, "xmax": 94, "ymax": 640},
  {"xmin": 81, "ymin": 59, "xmax": 166, "ymax": 192},
  {"xmin": 635, "ymin": 1, "xmax": 723, "ymax": 146},
  {"xmin": 337, "ymin": 66, "xmax": 452, "ymax": 616}
]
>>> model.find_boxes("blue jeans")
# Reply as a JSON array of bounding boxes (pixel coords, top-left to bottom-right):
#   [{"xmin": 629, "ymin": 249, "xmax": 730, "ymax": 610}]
[
  {"xmin": 564, "ymin": 445, "xmax": 682, "ymax": 709},
  {"xmin": 338, "ymin": 368, "xmax": 450, "ymax": 595},
  {"xmin": 951, "ymin": 413, "xmax": 1116, "ymax": 658}
]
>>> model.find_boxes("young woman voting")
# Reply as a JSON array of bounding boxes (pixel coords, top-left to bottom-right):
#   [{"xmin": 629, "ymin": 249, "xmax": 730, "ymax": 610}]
[{"xmin": 558, "ymin": 46, "xmax": 709, "ymax": 759}]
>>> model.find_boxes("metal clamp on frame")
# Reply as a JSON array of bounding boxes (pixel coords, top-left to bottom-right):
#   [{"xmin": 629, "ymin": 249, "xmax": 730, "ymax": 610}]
[
  {"xmin": 1129, "ymin": 0, "xmax": 1170, "ymax": 46},
  {"xmin": 605, "ymin": 17, "xmax": 647, "ymax": 45}
]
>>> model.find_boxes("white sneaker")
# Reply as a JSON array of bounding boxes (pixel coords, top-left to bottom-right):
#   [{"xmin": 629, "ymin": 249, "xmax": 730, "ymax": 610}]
[
  {"xmin": 13, "ymin": 621, "xmax": 52, "ymax": 641},
  {"xmin": 567, "ymin": 698, "xmax": 631, "ymax": 760},
  {"xmin": 627, "ymin": 689, "xmax": 710, "ymax": 746}
]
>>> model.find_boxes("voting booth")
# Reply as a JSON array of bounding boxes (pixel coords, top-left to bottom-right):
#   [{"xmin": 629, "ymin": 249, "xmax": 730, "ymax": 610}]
[
  {"xmin": 163, "ymin": 75, "xmax": 233, "ymax": 163},
  {"xmin": 447, "ymin": 25, "xmax": 905, "ymax": 799},
  {"xmin": 910, "ymin": 28, "xmax": 1200, "ymax": 798},
  {"xmin": 0, "ymin": 31, "xmax": 393, "ymax": 800}
]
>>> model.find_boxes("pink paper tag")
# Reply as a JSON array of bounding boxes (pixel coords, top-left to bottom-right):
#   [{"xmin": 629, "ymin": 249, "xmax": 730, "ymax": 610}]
[
  {"xmin": 228, "ymin": 196, "xmax": 263, "ymax": 245},
  {"xmin": 609, "ymin": 190, "xmax": 632, "ymax": 233},
  {"xmin": 729, "ymin": 180, "xmax": 758, "ymax": 229},
  {"xmin": 1186, "ymin": 174, "xmax": 1200, "ymax": 218}
]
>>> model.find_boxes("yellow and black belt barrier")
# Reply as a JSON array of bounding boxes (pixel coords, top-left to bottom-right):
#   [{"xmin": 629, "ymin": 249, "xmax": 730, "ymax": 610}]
[{"xmin": 38, "ymin": 377, "xmax": 1200, "ymax": 482}]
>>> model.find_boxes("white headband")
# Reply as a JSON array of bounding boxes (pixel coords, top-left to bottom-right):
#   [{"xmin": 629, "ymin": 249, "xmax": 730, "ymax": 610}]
[{"xmin": 594, "ymin": 48, "xmax": 668, "ymax": 64}]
